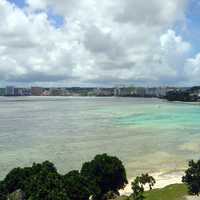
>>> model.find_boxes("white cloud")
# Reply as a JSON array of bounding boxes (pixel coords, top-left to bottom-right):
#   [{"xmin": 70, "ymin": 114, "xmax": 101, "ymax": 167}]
[
  {"xmin": 185, "ymin": 53, "xmax": 200, "ymax": 83},
  {"xmin": 158, "ymin": 30, "xmax": 191, "ymax": 81},
  {"xmin": 26, "ymin": 0, "xmax": 46, "ymax": 10},
  {"xmin": 0, "ymin": 0, "xmax": 198, "ymax": 86},
  {"xmin": 114, "ymin": 0, "xmax": 187, "ymax": 27},
  {"xmin": 160, "ymin": 30, "xmax": 191, "ymax": 54}
]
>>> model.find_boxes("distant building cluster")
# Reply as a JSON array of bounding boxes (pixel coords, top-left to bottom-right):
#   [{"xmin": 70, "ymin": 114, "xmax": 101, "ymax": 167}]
[
  {"xmin": 0, "ymin": 86, "xmax": 192, "ymax": 98},
  {"xmin": 0, "ymin": 86, "xmax": 31, "ymax": 96}
]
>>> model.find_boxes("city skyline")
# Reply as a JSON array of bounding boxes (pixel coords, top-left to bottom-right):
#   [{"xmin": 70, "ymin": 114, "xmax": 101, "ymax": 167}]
[{"xmin": 0, "ymin": 85, "xmax": 195, "ymax": 97}]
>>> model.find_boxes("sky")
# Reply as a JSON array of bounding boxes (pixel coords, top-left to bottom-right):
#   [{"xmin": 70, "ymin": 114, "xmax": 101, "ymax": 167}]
[{"xmin": 0, "ymin": 0, "xmax": 200, "ymax": 87}]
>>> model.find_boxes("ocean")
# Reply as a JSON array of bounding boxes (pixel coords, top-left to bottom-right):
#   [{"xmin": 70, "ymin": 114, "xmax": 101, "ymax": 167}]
[{"xmin": 0, "ymin": 96, "xmax": 200, "ymax": 179}]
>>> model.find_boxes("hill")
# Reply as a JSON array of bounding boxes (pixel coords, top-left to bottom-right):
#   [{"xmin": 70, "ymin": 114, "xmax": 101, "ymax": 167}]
[{"xmin": 115, "ymin": 184, "xmax": 188, "ymax": 200}]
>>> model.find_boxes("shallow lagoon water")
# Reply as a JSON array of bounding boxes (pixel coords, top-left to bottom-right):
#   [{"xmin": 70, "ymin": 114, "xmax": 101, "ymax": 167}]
[{"xmin": 0, "ymin": 96, "xmax": 200, "ymax": 179}]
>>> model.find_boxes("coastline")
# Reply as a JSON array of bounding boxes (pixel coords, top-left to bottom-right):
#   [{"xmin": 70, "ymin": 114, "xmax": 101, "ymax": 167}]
[{"xmin": 120, "ymin": 171, "xmax": 185, "ymax": 196}]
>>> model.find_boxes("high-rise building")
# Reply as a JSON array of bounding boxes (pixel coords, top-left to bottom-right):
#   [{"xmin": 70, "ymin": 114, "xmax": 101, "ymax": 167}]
[
  {"xmin": 0, "ymin": 88, "xmax": 5, "ymax": 96},
  {"xmin": 5, "ymin": 86, "xmax": 15, "ymax": 96},
  {"xmin": 22, "ymin": 88, "xmax": 31, "ymax": 96},
  {"xmin": 14, "ymin": 88, "xmax": 23, "ymax": 96},
  {"xmin": 50, "ymin": 88, "xmax": 65, "ymax": 96},
  {"xmin": 31, "ymin": 87, "xmax": 43, "ymax": 96}
]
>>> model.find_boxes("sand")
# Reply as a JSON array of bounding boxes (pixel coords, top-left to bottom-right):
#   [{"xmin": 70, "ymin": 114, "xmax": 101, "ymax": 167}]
[
  {"xmin": 119, "ymin": 171, "xmax": 185, "ymax": 196},
  {"xmin": 186, "ymin": 197, "xmax": 200, "ymax": 200}
]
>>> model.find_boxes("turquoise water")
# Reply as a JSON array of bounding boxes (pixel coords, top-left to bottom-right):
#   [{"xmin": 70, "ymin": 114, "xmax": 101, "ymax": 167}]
[{"xmin": 0, "ymin": 97, "xmax": 200, "ymax": 179}]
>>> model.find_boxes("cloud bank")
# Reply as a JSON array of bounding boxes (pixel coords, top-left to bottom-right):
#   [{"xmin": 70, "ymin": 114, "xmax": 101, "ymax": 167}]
[{"xmin": 0, "ymin": 0, "xmax": 199, "ymax": 86}]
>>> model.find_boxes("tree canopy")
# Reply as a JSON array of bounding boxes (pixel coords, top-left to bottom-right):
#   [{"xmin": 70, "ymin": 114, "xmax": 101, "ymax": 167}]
[
  {"xmin": 132, "ymin": 177, "xmax": 144, "ymax": 200},
  {"xmin": 131, "ymin": 173, "xmax": 156, "ymax": 200},
  {"xmin": 63, "ymin": 170, "xmax": 92, "ymax": 200},
  {"xmin": 0, "ymin": 161, "xmax": 92, "ymax": 200},
  {"xmin": 138, "ymin": 173, "xmax": 156, "ymax": 190},
  {"xmin": 182, "ymin": 160, "xmax": 200, "ymax": 195},
  {"xmin": 81, "ymin": 153, "xmax": 128, "ymax": 199},
  {"xmin": 0, "ymin": 154, "xmax": 128, "ymax": 200}
]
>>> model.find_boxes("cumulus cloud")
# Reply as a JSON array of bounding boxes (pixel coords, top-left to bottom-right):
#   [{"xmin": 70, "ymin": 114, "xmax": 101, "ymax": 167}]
[
  {"xmin": 0, "ymin": 0, "xmax": 198, "ymax": 86},
  {"xmin": 114, "ymin": 0, "xmax": 187, "ymax": 27},
  {"xmin": 185, "ymin": 53, "xmax": 200, "ymax": 84}
]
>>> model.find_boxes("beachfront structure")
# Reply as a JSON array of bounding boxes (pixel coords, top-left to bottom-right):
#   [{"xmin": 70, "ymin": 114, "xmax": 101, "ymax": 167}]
[
  {"xmin": 0, "ymin": 88, "xmax": 5, "ymax": 96},
  {"xmin": 94, "ymin": 88, "xmax": 114, "ymax": 96},
  {"xmin": 114, "ymin": 87, "xmax": 136, "ymax": 96},
  {"xmin": 31, "ymin": 87, "xmax": 43, "ymax": 96},
  {"xmin": 14, "ymin": 88, "xmax": 23, "ymax": 96},
  {"xmin": 5, "ymin": 86, "xmax": 15, "ymax": 96},
  {"xmin": 49, "ymin": 88, "xmax": 66, "ymax": 96}
]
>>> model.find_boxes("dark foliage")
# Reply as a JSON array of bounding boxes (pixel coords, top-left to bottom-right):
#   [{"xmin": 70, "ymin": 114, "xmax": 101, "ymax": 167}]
[
  {"xmin": 165, "ymin": 90, "xmax": 197, "ymax": 102},
  {"xmin": 131, "ymin": 177, "xmax": 144, "ymax": 200},
  {"xmin": 0, "ymin": 161, "xmax": 93, "ymax": 200},
  {"xmin": 0, "ymin": 154, "xmax": 127, "ymax": 200},
  {"xmin": 63, "ymin": 170, "xmax": 92, "ymax": 200},
  {"xmin": 1, "ymin": 161, "xmax": 57, "ymax": 195},
  {"xmin": 81, "ymin": 153, "xmax": 128, "ymax": 199},
  {"xmin": 131, "ymin": 174, "xmax": 155, "ymax": 200},
  {"xmin": 24, "ymin": 167, "xmax": 67, "ymax": 200},
  {"xmin": 182, "ymin": 160, "xmax": 200, "ymax": 196},
  {"xmin": 138, "ymin": 173, "xmax": 156, "ymax": 190}
]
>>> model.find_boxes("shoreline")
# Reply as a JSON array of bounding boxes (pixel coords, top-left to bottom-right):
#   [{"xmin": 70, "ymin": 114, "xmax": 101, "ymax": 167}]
[{"xmin": 120, "ymin": 171, "xmax": 185, "ymax": 196}]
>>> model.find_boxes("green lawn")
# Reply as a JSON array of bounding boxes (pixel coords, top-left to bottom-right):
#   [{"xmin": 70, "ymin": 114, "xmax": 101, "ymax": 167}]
[
  {"xmin": 144, "ymin": 184, "xmax": 188, "ymax": 200},
  {"xmin": 116, "ymin": 184, "xmax": 188, "ymax": 200}
]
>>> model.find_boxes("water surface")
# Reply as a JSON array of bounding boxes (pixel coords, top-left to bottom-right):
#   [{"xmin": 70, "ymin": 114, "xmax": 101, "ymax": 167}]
[{"xmin": 0, "ymin": 96, "xmax": 200, "ymax": 179}]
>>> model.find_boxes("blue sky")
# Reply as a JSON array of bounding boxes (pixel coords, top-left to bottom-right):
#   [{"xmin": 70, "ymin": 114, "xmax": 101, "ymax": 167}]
[
  {"xmin": 1, "ymin": 0, "xmax": 200, "ymax": 87},
  {"xmin": 8, "ymin": 0, "xmax": 26, "ymax": 7},
  {"xmin": 47, "ymin": 8, "xmax": 64, "ymax": 28},
  {"xmin": 8, "ymin": 0, "xmax": 64, "ymax": 28},
  {"xmin": 182, "ymin": 0, "xmax": 200, "ymax": 54}
]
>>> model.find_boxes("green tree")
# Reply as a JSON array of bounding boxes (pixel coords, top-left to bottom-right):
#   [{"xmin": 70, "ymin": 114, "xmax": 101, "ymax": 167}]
[
  {"xmin": 24, "ymin": 166, "xmax": 67, "ymax": 200},
  {"xmin": 0, "ymin": 160, "xmax": 98, "ymax": 200},
  {"xmin": 63, "ymin": 170, "xmax": 92, "ymax": 200},
  {"xmin": 0, "ymin": 167, "xmax": 32, "ymax": 195},
  {"xmin": 139, "ymin": 174, "xmax": 156, "ymax": 190},
  {"xmin": 132, "ymin": 177, "xmax": 144, "ymax": 200},
  {"xmin": 81, "ymin": 153, "xmax": 128, "ymax": 199},
  {"xmin": 182, "ymin": 160, "xmax": 200, "ymax": 195},
  {"xmin": 0, "ymin": 161, "xmax": 69, "ymax": 200}
]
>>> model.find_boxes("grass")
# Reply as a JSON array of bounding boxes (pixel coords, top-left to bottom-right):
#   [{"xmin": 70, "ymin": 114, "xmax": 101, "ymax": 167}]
[
  {"xmin": 144, "ymin": 184, "xmax": 188, "ymax": 200},
  {"xmin": 116, "ymin": 184, "xmax": 188, "ymax": 200}
]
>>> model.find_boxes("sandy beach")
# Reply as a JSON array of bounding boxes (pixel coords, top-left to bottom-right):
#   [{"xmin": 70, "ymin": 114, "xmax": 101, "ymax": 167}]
[
  {"xmin": 186, "ymin": 197, "xmax": 200, "ymax": 200},
  {"xmin": 120, "ymin": 171, "xmax": 185, "ymax": 196}
]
